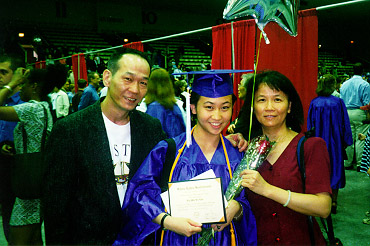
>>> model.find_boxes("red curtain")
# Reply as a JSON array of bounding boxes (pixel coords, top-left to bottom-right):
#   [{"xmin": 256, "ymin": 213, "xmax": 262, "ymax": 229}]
[
  {"xmin": 72, "ymin": 53, "xmax": 88, "ymax": 93},
  {"xmin": 257, "ymin": 9, "xmax": 318, "ymax": 132},
  {"xmin": 211, "ymin": 21, "xmax": 256, "ymax": 134},
  {"xmin": 35, "ymin": 61, "xmax": 46, "ymax": 69},
  {"xmin": 123, "ymin": 41, "xmax": 144, "ymax": 52},
  {"xmin": 211, "ymin": 23, "xmax": 232, "ymax": 70},
  {"xmin": 211, "ymin": 23, "xmax": 233, "ymax": 136},
  {"xmin": 232, "ymin": 20, "xmax": 256, "ymax": 121}
]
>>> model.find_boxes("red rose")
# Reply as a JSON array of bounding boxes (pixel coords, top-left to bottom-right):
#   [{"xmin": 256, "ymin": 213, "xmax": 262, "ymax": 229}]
[{"xmin": 257, "ymin": 140, "xmax": 271, "ymax": 154}]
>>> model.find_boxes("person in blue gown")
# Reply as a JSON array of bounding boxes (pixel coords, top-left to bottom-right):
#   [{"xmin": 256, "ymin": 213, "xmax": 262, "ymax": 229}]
[
  {"xmin": 145, "ymin": 68, "xmax": 186, "ymax": 138},
  {"xmin": 307, "ymin": 74, "xmax": 352, "ymax": 213},
  {"xmin": 114, "ymin": 72, "xmax": 257, "ymax": 245}
]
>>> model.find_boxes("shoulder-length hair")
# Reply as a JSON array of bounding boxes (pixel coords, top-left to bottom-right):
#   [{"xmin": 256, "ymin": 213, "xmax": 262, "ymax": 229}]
[
  {"xmin": 145, "ymin": 68, "xmax": 177, "ymax": 109},
  {"xmin": 244, "ymin": 70, "xmax": 304, "ymax": 133},
  {"xmin": 316, "ymin": 74, "xmax": 336, "ymax": 97}
]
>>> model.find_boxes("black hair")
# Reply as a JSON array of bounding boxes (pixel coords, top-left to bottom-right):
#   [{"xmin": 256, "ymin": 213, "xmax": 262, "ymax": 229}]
[
  {"xmin": 0, "ymin": 53, "xmax": 25, "ymax": 71},
  {"xmin": 77, "ymin": 79, "xmax": 87, "ymax": 88},
  {"xmin": 190, "ymin": 90, "xmax": 200, "ymax": 106},
  {"xmin": 353, "ymin": 63, "xmax": 363, "ymax": 76},
  {"xmin": 87, "ymin": 71, "xmax": 99, "ymax": 83},
  {"xmin": 27, "ymin": 64, "xmax": 68, "ymax": 101},
  {"xmin": 107, "ymin": 48, "xmax": 151, "ymax": 76},
  {"xmin": 190, "ymin": 91, "xmax": 237, "ymax": 106},
  {"xmin": 244, "ymin": 70, "xmax": 304, "ymax": 133}
]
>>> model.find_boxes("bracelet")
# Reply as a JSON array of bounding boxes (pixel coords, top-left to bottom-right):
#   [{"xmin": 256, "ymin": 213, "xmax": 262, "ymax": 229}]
[
  {"xmin": 161, "ymin": 213, "xmax": 170, "ymax": 229},
  {"xmin": 234, "ymin": 207, "xmax": 243, "ymax": 221},
  {"xmin": 3, "ymin": 85, "xmax": 13, "ymax": 93},
  {"xmin": 283, "ymin": 190, "xmax": 291, "ymax": 207},
  {"xmin": 232, "ymin": 200, "xmax": 243, "ymax": 221}
]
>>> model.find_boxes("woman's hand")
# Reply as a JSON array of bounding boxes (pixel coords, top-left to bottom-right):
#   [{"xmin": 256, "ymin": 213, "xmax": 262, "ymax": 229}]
[
  {"xmin": 240, "ymin": 169, "xmax": 332, "ymax": 218},
  {"xmin": 240, "ymin": 169, "xmax": 270, "ymax": 196},
  {"xmin": 211, "ymin": 200, "xmax": 241, "ymax": 232}
]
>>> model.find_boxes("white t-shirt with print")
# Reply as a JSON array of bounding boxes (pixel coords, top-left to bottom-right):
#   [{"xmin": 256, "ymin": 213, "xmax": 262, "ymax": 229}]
[{"xmin": 102, "ymin": 113, "xmax": 131, "ymax": 206}]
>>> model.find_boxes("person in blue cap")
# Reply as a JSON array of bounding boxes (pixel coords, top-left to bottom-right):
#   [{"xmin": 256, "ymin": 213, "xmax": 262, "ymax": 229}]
[{"xmin": 114, "ymin": 72, "xmax": 257, "ymax": 245}]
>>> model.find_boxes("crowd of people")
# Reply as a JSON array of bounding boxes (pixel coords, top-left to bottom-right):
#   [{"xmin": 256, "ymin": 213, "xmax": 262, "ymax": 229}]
[{"xmin": 0, "ymin": 48, "xmax": 370, "ymax": 246}]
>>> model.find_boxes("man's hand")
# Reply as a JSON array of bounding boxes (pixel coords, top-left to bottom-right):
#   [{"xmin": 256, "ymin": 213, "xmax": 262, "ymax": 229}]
[{"xmin": 225, "ymin": 133, "xmax": 248, "ymax": 152}]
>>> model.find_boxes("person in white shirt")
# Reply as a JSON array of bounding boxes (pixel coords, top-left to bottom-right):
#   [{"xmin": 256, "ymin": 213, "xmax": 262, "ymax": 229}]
[{"xmin": 53, "ymin": 80, "xmax": 70, "ymax": 119}]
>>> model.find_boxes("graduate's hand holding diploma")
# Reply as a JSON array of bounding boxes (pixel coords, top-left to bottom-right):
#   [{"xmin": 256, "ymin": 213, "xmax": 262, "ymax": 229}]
[{"xmin": 153, "ymin": 213, "xmax": 202, "ymax": 237}]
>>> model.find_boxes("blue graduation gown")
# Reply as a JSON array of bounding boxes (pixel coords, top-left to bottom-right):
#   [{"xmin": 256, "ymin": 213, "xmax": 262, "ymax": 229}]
[
  {"xmin": 114, "ymin": 133, "xmax": 257, "ymax": 245},
  {"xmin": 146, "ymin": 101, "xmax": 186, "ymax": 138},
  {"xmin": 307, "ymin": 95, "xmax": 353, "ymax": 189}
]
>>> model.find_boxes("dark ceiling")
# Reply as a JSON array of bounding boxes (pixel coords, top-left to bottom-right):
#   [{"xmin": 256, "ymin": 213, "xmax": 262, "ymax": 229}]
[
  {"xmin": 2, "ymin": 0, "xmax": 369, "ymax": 65},
  {"xmin": 304, "ymin": 0, "xmax": 370, "ymax": 62},
  {"xmin": 168, "ymin": 0, "xmax": 370, "ymax": 64},
  {"xmin": 161, "ymin": 0, "xmax": 370, "ymax": 64}
]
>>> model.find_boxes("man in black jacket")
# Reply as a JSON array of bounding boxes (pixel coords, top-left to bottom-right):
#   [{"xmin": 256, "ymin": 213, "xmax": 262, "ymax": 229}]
[{"xmin": 43, "ymin": 48, "xmax": 167, "ymax": 245}]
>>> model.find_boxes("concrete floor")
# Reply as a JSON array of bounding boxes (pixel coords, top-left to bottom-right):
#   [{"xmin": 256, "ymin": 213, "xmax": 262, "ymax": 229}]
[
  {"xmin": 330, "ymin": 169, "xmax": 370, "ymax": 245},
  {"xmin": 1, "ymin": 169, "xmax": 369, "ymax": 245}
]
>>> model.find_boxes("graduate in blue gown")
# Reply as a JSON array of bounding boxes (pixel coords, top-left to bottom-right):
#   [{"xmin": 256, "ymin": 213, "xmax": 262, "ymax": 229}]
[
  {"xmin": 307, "ymin": 74, "xmax": 352, "ymax": 213},
  {"xmin": 145, "ymin": 68, "xmax": 186, "ymax": 138},
  {"xmin": 114, "ymin": 72, "xmax": 257, "ymax": 245}
]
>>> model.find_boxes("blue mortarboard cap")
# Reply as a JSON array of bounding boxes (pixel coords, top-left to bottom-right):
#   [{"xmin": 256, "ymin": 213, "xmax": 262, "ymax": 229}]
[{"xmin": 192, "ymin": 73, "xmax": 233, "ymax": 98}]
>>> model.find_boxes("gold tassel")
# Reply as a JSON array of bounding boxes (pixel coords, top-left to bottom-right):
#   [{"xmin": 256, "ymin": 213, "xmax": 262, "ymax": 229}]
[
  {"xmin": 160, "ymin": 229, "xmax": 165, "ymax": 246},
  {"xmin": 230, "ymin": 223, "xmax": 236, "ymax": 246}
]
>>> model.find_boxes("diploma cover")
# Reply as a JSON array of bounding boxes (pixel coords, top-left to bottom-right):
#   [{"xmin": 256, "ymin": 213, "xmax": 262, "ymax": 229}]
[{"xmin": 168, "ymin": 178, "xmax": 226, "ymax": 224}]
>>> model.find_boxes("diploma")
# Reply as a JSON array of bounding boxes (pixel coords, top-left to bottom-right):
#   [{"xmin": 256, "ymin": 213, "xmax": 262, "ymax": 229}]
[{"xmin": 168, "ymin": 178, "xmax": 226, "ymax": 224}]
